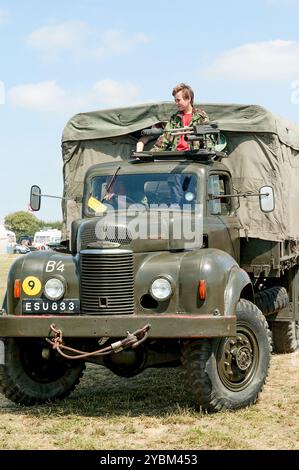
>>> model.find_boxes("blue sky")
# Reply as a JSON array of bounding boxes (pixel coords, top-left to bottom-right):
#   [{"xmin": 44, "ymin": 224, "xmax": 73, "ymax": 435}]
[{"xmin": 0, "ymin": 0, "xmax": 299, "ymax": 222}]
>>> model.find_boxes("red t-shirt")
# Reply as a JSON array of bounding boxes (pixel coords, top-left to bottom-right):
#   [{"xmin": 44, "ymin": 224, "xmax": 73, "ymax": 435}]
[{"xmin": 176, "ymin": 112, "xmax": 192, "ymax": 151}]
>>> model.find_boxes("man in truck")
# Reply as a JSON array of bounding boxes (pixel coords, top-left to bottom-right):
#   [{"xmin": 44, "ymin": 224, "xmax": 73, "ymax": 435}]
[{"xmin": 137, "ymin": 83, "xmax": 209, "ymax": 152}]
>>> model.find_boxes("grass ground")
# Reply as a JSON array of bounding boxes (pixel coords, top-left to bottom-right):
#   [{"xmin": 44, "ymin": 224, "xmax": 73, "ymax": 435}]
[{"xmin": 0, "ymin": 254, "xmax": 298, "ymax": 450}]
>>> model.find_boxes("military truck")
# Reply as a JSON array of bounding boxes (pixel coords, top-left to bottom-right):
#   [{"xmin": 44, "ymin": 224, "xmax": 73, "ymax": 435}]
[{"xmin": 0, "ymin": 102, "xmax": 298, "ymax": 413}]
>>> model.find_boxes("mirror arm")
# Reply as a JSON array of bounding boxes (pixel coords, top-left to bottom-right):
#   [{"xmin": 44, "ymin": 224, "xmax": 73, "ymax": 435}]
[
  {"xmin": 208, "ymin": 192, "xmax": 267, "ymax": 200},
  {"xmin": 39, "ymin": 194, "xmax": 66, "ymax": 200},
  {"xmin": 39, "ymin": 194, "xmax": 81, "ymax": 202}
]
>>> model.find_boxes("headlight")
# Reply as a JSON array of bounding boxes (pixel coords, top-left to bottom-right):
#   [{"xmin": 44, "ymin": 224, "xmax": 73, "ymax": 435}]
[
  {"xmin": 44, "ymin": 278, "xmax": 65, "ymax": 300},
  {"xmin": 150, "ymin": 277, "xmax": 172, "ymax": 301}
]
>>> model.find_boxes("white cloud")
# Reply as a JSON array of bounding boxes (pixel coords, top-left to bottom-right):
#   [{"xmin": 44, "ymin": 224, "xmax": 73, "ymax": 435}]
[
  {"xmin": 26, "ymin": 21, "xmax": 89, "ymax": 56},
  {"xmin": 8, "ymin": 81, "xmax": 67, "ymax": 113},
  {"xmin": 0, "ymin": 8, "xmax": 8, "ymax": 24},
  {"xmin": 203, "ymin": 40, "xmax": 299, "ymax": 81},
  {"xmin": 26, "ymin": 21, "xmax": 152, "ymax": 60},
  {"xmin": 91, "ymin": 79, "xmax": 140, "ymax": 107},
  {"xmin": 95, "ymin": 30, "xmax": 151, "ymax": 57},
  {"xmin": 8, "ymin": 79, "xmax": 141, "ymax": 114}
]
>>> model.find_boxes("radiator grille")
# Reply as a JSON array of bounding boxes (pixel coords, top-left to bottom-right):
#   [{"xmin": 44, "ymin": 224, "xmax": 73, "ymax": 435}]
[
  {"xmin": 80, "ymin": 250, "xmax": 134, "ymax": 315},
  {"xmin": 80, "ymin": 220, "xmax": 131, "ymax": 249}
]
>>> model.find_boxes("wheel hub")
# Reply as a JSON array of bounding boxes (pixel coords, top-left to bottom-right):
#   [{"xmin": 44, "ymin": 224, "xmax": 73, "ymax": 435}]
[
  {"xmin": 218, "ymin": 331, "xmax": 257, "ymax": 390},
  {"xmin": 233, "ymin": 346, "xmax": 253, "ymax": 370}
]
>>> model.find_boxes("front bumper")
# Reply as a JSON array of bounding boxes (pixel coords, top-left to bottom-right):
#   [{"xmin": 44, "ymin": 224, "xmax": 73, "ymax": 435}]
[{"xmin": 0, "ymin": 313, "xmax": 236, "ymax": 338}]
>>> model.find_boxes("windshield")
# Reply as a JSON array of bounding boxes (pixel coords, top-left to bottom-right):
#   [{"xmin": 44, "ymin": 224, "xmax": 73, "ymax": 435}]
[{"xmin": 87, "ymin": 173, "xmax": 197, "ymax": 212}]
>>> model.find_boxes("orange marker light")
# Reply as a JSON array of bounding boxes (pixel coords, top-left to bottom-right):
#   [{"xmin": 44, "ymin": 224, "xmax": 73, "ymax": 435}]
[
  {"xmin": 14, "ymin": 279, "xmax": 21, "ymax": 298},
  {"xmin": 198, "ymin": 280, "xmax": 206, "ymax": 300}
]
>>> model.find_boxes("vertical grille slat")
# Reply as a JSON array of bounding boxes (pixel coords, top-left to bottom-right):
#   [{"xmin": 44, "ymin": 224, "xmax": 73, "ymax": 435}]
[{"xmin": 80, "ymin": 250, "xmax": 134, "ymax": 315}]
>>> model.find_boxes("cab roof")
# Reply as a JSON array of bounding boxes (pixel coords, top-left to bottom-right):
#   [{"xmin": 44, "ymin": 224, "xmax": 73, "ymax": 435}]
[{"xmin": 85, "ymin": 159, "xmax": 227, "ymax": 179}]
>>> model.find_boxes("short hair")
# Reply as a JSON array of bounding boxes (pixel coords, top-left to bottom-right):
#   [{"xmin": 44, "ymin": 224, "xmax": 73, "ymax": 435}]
[{"xmin": 172, "ymin": 83, "xmax": 194, "ymax": 106}]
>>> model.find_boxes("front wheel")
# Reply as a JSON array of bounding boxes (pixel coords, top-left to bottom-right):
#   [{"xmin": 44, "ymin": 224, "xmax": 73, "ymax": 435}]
[
  {"xmin": 0, "ymin": 338, "xmax": 85, "ymax": 405},
  {"xmin": 182, "ymin": 299, "xmax": 272, "ymax": 412}
]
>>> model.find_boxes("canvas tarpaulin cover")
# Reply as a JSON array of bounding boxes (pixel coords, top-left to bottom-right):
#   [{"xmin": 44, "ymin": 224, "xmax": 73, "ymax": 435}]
[{"xmin": 61, "ymin": 102, "xmax": 299, "ymax": 242}]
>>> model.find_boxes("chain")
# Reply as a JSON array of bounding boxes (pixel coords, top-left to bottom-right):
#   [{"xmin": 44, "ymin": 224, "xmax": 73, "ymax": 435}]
[{"xmin": 45, "ymin": 323, "xmax": 151, "ymax": 360}]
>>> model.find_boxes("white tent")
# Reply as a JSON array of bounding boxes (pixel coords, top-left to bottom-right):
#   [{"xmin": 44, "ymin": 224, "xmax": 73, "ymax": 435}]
[{"xmin": 0, "ymin": 224, "xmax": 16, "ymax": 254}]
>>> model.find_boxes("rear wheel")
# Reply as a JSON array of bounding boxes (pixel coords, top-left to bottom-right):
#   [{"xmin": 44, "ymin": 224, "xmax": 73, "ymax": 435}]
[
  {"xmin": 271, "ymin": 321, "xmax": 298, "ymax": 353},
  {"xmin": 254, "ymin": 286, "xmax": 298, "ymax": 353},
  {"xmin": 0, "ymin": 338, "xmax": 85, "ymax": 405},
  {"xmin": 182, "ymin": 299, "xmax": 272, "ymax": 412}
]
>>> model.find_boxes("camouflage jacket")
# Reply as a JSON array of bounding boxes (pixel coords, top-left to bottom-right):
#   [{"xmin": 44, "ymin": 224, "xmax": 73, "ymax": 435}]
[{"xmin": 153, "ymin": 107, "xmax": 209, "ymax": 151}]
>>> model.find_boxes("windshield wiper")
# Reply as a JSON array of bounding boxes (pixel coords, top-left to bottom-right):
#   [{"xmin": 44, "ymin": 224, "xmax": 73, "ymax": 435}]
[{"xmin": 100, "ymin": 165, "xmax": 121, "ymax": 203}]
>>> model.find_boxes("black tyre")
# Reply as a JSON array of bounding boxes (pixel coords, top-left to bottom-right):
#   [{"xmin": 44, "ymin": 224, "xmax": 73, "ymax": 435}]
[
  {"xmin": 271, "ymin": 321, "xmax": 298, "ymax": 353},
  {"xmin": 0, "ymin": 338, "xmax": 85, "ymax": 405},
  {"xmin": 254, "ymin": 286, "xmax": 289, "ymax": 316},
  {"xmin": 182, "ymin": 299, "xmax": 272, "ymax": 412}
]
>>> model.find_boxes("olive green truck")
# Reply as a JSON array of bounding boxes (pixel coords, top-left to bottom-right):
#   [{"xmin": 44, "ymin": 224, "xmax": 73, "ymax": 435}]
[{"xmin": 0, "ymin": 102, "xmax": 298, "ymax": 412}]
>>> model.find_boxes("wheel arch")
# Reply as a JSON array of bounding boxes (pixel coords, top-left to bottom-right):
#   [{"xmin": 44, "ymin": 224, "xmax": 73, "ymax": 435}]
[{"xmin": 224, "ymin": 267, "xmax": 253, "ymax": 316}]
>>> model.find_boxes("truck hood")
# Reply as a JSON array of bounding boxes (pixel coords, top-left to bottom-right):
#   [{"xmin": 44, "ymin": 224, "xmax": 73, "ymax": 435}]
[{"xmin": 76, "ymin": 210, "xmax": 203, "ymax": 253}]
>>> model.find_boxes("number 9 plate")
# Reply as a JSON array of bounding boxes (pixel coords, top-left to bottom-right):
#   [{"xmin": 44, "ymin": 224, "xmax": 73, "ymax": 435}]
[{"xmin": 22, "ymin": 299, "xmax": 80, "ymax": 314}]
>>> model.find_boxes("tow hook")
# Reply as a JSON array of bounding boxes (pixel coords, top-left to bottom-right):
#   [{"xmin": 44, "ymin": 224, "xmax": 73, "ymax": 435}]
[{"xmin": 45, "ymin": 323, "xmax": 151, "ymax": 360}]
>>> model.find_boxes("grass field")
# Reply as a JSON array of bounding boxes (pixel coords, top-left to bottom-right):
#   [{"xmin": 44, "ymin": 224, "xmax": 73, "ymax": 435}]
[{"xmin": 0, "ymin": 254, "xmax": 298, "ymax": 450}]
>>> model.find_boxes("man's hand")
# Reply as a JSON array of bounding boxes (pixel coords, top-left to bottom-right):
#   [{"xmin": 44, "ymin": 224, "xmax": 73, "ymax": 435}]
[{"xmin": 103, "ymin": 192, "xmax": 115, "ymax": 201}]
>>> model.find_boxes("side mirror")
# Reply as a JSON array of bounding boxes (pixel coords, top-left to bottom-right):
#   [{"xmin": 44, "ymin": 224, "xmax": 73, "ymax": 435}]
[
  {"xmin": 259, "ymin": 185, "xmax": 274, "ymax": 213},
  {"xmin": 30, "ymin": 185, "xmax": 41, "ymax": 211}
]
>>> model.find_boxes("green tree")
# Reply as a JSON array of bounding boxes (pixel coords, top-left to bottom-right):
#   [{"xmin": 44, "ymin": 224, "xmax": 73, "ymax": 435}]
[
  {"xmin": 4, "ymin": 211, "xmax": 42, "ymax": 240},
  {"xmin": 40, "ymin": 220, "xmax": 63, "ymax": 230}
]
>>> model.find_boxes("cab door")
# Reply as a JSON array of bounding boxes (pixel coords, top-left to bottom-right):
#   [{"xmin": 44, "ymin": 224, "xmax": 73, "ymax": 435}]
[{"xmin": 204, "ymin": 172, "xmax": 241, "ymax": 263}]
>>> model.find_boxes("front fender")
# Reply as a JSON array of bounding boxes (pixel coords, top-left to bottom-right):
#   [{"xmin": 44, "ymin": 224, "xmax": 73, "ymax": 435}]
[
  {"xmin": 6, "ymin": 251, "xmax": 79, "ymax": 315},
  {"xmin": 179, "ymin": 248, "xmax": 244, "ymax": 316},
  {"xmin": 135, "ymin": 248, "xmax": 252, "ymax": 317},
  {"xmin": 224, "ymin": 266, "xmax": 253, "ymax": 316}
]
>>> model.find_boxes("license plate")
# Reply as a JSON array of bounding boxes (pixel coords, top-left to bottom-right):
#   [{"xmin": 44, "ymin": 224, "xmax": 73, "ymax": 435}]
[{"xmin": 22, "ymin": 299, "xmax": 80, "ymax": 314}]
